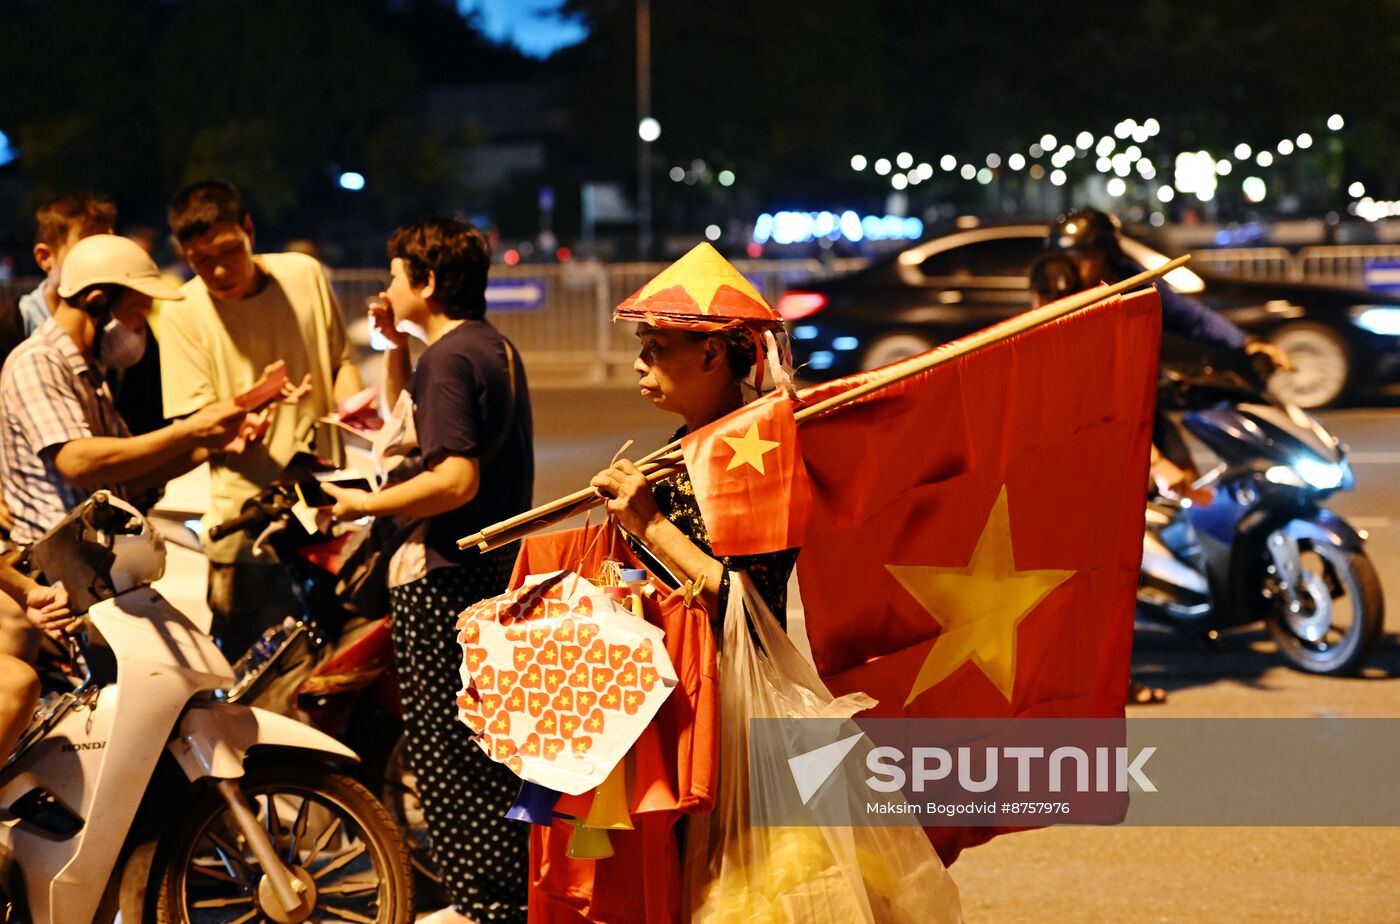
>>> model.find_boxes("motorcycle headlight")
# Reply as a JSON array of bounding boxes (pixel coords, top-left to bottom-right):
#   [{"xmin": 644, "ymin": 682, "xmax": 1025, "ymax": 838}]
[
  {"xmin": 1293, "ymin": 457, "xmax": 1344, "ymax": 490},
  {"xmin": 1264, "ymin": 465, "xmax": 1308, "ymax": 489},
  {"xmin": 1351, "ymin": 306, "xmax": 1400, "ymax": 336}
]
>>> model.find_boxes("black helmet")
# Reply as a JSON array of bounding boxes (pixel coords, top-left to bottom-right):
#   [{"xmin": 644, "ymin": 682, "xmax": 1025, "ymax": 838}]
[{"xmin": 1047, "ymin": 208, "xmax": 1122, "ymax": 258}]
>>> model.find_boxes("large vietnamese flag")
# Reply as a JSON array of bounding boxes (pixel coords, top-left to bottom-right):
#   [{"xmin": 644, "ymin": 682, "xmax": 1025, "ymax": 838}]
[{"xmin": 795, "ymin": 288, "xmax": 1162, "ymax": 862}]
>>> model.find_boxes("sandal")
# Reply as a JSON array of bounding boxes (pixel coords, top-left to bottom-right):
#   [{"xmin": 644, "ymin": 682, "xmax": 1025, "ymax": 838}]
[{"xmin": 1127, "ymin": 679, "xmax": 1167, "ymax": 705}]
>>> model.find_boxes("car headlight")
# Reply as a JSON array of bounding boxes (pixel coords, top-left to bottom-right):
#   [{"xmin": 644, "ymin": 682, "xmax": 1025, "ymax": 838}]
[{"xmin": 1350, "ymin": 306, "xmax": 1400, "ymax": 336}]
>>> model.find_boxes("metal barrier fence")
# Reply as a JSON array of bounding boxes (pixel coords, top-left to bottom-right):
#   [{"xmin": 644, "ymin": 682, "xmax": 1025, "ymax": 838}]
[
  {"xmin": 1187, "ymin": 248, "xmax": 1295, "ymax": 280},
  {"xmin": 3, "ymin": 246, "xmax": 1396, "ymax": 380},
  {"xmin": 1298, "ymin": 245, "xmax": 1400, "ymax": 285},
  {"xmin": 1188, "ymin": 245, "xmax": 1400, "ymax": 284},
  {"xmin": 331, "ymin": 259, "xmax": 865, "ymax": 381}
]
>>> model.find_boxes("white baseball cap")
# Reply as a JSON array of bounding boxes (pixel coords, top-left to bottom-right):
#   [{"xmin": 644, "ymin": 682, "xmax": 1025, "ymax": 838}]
[{"xmin": 57, "ymin": 234, "xmax": 185, "ymax": 301}]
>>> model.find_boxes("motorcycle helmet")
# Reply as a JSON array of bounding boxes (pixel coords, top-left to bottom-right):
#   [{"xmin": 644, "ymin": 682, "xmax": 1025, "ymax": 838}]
[
  {"xmin": 56, "ymin": 234, "xmax": 184, "ymax": 304},
  {"xmin": 1046, "ymin": 208, "xmax": 1122, "ymax": 259}
]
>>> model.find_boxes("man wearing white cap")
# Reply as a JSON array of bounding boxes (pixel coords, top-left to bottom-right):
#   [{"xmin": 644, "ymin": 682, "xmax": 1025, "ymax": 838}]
[{"xmin": 0, "ymin": 234, "xmax": 246, "ymax": 545}]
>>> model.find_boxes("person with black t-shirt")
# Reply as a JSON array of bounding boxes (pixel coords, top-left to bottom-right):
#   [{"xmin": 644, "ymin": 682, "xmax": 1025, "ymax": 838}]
[{"xmin": 325, "ymin": 217, "xmax": 533, "ymax": 924}]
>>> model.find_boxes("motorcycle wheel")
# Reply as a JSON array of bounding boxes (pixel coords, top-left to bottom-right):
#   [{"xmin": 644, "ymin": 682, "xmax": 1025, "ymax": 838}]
[
  {"xmin": 150, "ymin": 760, "xmax": 413, "ymax": 923},
  {"xmin": 379, "ymin": 733, "xmax": 448, "ymax": 903},
  {"xmin": 1266, "ymin": 541, "xmax": 1384, "ymax": 675}
]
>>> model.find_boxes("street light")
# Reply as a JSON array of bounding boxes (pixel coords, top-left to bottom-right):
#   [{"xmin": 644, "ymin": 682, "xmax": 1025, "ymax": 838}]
[{"xmin": 636, "ymin": 0, "xmax": 654, "ymax": 257}]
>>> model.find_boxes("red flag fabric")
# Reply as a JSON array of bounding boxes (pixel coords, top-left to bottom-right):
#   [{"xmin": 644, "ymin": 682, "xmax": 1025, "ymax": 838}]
[
  {"xmin": 795, "ymin": 289, "xmax": 1162, "ymax": 863},
  {"xmin": 680, "ymin": 392, "xmax": 812, "ymax": 557}
]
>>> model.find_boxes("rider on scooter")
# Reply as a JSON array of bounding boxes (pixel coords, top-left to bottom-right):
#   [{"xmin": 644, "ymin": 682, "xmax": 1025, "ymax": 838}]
[
  {"xmin": 1045, "ymin": 208, "xmax": 1292, "ymax": 495},
  {"xmin": 1041, "ymin": 209, "xmax": 1293, "ymax": 704}
]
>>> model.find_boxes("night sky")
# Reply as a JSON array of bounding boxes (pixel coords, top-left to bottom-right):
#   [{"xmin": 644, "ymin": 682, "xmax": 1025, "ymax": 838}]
[{"xmin": 458, "ymin": 0, "xmax": 586, "ymax": 57}]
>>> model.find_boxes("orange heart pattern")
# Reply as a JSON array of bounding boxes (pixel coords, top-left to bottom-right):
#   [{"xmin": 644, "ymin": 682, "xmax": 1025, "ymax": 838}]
[{"xmin": 454, "ymin": 573, "xmax": 676, "ymax": 792}]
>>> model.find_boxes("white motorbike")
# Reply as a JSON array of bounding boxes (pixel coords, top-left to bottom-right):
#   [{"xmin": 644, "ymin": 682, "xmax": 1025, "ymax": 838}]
[{"xmin": 0, "ymin": 493, "xmax": 413, "ymax": 923}]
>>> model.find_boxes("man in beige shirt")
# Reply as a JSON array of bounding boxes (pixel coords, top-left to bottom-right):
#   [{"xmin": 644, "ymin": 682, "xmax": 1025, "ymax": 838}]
[{"xmin": 160, "ymin": 180, "xmax": 362, "ymax": 657}]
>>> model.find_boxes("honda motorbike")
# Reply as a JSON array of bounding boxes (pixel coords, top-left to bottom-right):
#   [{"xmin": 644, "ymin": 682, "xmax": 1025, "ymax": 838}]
[
  {"xmin": 1137, "ymin": 360, "xmax": 1384, "ymax": 675},
  {"xmin": 205, "ymin": 468, "xmax": 442, "ymax": 898},
  {"xmin": 0, "ymin": 492, "xmax": 413, "ymax": 923}
]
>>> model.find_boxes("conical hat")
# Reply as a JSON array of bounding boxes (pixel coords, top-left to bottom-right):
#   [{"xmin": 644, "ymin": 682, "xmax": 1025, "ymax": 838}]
[{"xmin": 614, "ymin": 242, "xmax": 783, "ymax": 331}]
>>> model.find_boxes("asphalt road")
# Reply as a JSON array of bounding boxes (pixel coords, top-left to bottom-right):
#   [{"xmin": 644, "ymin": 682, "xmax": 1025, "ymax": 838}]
[{"xmin": 528, "ymin": 386, "xmax": 1400, "ymax": 923}]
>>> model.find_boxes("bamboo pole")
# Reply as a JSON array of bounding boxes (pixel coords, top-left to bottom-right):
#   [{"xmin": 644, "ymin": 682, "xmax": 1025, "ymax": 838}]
[{"xmin": 460, "ymin": 256, "xmax": 1189, "ymax": 552}]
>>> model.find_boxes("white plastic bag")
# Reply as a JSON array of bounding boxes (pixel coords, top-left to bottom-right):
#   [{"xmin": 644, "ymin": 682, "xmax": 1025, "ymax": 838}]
[{"xmin": 685, "ymin": 573, "xmax": 961, "ymax": 923}]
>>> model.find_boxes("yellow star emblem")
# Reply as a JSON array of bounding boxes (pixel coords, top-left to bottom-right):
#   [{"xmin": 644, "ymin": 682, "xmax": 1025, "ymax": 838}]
[
  {"xmin": 887, "ymin": 486, "xmax": 1074, "ymax": 705},
  {"xmin": 722, "ymin": 422, "xmax": 780, "ymax": 475}
]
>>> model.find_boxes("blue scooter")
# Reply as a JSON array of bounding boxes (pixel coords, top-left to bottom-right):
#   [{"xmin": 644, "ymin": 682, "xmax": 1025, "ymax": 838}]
[{"xmin": 1137, "ymin": 360, "xmax": 1384, "ymax": 675}]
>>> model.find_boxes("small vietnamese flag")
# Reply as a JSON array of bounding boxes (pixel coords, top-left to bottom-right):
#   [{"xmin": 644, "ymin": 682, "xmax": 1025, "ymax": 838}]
[{"xmin": 681, "ymin": 393, "xmax": 811, "ymax": 557}]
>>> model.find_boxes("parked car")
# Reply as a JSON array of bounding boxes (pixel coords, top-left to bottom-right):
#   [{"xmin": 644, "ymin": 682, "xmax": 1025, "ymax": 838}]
[{"xmin": 777, "ymin": 222, "xmax": 1400, "ymax": 407}]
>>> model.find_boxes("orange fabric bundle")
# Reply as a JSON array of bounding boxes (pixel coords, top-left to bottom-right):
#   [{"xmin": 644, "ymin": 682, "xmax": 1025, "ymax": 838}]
[{"xmin": 510, "ymin": 524, "xmax": 718, "ymax": 924}]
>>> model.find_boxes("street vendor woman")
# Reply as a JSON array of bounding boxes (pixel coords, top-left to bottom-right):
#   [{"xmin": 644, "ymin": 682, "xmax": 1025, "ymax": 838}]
[{"xmin": 590, "ymin": 242, "xmax": 798, "ymax": 627}]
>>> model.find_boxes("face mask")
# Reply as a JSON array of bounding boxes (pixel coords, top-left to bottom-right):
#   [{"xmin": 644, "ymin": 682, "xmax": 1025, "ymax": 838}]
[{"xmin": 96, "ymin": 316, "xmax": 147, "ymax": 372}]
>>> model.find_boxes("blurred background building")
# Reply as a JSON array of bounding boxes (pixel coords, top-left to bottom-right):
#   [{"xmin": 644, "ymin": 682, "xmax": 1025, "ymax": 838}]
[{"xmin": 1, "ymin": 0, "xmax": 1398, "ymax": 270}]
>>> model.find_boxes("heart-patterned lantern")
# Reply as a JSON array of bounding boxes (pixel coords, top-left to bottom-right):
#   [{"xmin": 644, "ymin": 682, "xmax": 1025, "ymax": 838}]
[{"xmin": 456, "ymin": 571, "xmax": 678, "ymax": 795}]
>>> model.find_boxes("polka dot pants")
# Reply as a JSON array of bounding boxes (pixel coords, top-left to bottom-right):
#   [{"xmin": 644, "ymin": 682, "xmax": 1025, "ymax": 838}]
[{"xmin": 390, "ymin": 552, "xmax": 528, "ymax": 923}]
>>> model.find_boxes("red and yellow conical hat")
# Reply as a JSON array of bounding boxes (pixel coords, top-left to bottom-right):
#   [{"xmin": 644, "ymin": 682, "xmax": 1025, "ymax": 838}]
[{"xmin": 614, "ymin": 241, "xmax": 784, "ymax": 332}]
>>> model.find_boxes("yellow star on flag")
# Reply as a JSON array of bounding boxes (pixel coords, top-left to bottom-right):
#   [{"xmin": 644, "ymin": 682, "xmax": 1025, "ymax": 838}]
[
  {"xmin": 887, "ymin": 486, "xmax": 1074, "ymax": 705},
  {"xmin": 722, "ymin": 422, "xmax": 780, "ymax": 475}
]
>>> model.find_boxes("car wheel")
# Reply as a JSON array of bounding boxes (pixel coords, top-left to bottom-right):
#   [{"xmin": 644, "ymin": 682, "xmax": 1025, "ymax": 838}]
[
  {"xmin": 860, "ymin": 333, "xmax": 935, "ymax": 371},
  {"xmin": 1266, "ymin": 322, "xmax": 1351, "ymax": 409}
]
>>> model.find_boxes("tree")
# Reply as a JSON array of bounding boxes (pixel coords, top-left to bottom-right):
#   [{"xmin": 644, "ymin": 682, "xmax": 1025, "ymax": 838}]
[{"xmin": 0, "ymin": 0, "xmax": 519, "ymax": 237}]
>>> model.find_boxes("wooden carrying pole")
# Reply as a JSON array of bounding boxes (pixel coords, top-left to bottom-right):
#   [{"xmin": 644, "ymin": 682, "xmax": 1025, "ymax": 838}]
[{"xmin": 459, "ymin": 255, "xmax": 1190, "ymax": 553}]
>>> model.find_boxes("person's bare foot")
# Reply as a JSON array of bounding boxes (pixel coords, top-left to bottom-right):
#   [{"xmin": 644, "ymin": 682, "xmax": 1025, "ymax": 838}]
[
  {"xmin": 1127, "ymin": 679, "xmax": 1167, "ymax": 705},
  {"xmin": 417, "ymin": 906, "xmax": 480, "ymax": 923}
]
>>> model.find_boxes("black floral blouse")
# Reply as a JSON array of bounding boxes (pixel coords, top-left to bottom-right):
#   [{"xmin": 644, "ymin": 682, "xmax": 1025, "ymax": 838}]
[{"xmin": 632, "ymin": 465, "xmax": 800, "ymax": 632}]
